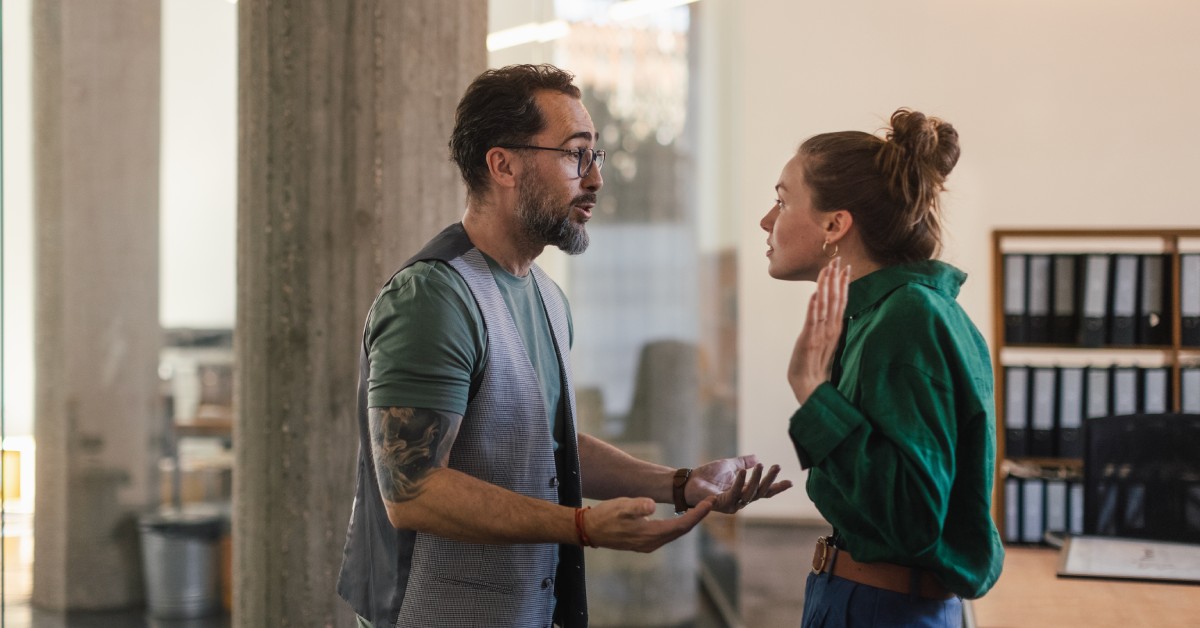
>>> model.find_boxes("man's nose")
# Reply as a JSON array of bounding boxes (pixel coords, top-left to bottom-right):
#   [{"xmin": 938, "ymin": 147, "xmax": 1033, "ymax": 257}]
[{"xmin": 583, "ymin": 164, "xmax": 602, "ymax": 191}]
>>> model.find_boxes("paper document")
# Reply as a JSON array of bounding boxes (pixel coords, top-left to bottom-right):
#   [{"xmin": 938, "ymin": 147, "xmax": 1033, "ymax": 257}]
[{"xmin": 1058, "ymin": 535, "xmax": 1200, "ymax": 584}]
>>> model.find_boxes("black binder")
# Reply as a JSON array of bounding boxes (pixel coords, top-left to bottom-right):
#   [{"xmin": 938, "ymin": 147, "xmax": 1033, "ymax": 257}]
[
  {"xmin": 1183, "ymin": 254, "xmax": 1200, "ymax": 346},
  {"xmin": 1111, "ymin": 366, "xmax": 1139, "ymax": 416},
  {"xmin": 1084, "ymin": 366, "xmax": 1111, "ymax": 419},
  {"xmin": 1108, "ymin": 254, "xmax": 1139, "ymax": 346},
  {"xmin": 1046, "ymin": 479, "xmax": 1068, "ymax": 534},
  {"xmin": 1004, "ymin": 477, "xmax": 1021, "ymax": 543},
  {"xmin": 1021, "ymin": 477, "xmax": 1046, "ymax": 544},
  {"xmin": 1142, "ymin": 367, "xmax": 1169, "ymax": 415},
  {"xmin": 1058, "ymin": 367, "xmax": 1085, "ymax": 458},
  {"xmin": 1030, "ymin": 367, "xmax": 1057, "ymax": 457},
  {"xmin": 1080, "ymin": 254, "xmax": 1111, "ymax": 347},
  {"xmin": 1004, "ymin": 254, "xmax": 1030, "ymax": 344},
  {"xmin": 1027, "ymin": 254, "xmax": 1053, "ymax": 343},
  {"xmin": 1069, "ymin": 481, "xmax": 1085, "ymax": 536},
  {"xmin": 1051, "ymin": 254, "xmax": 1079, "ymax": 344},
  {"xmin": 1137, "ymin": 254, "xmax": 1170, "ymax": 346},
  {"xmin": 1005, "ymin": 366, "xmax": 1030, "ymax": 457},
  {"xmin": 1183, "ymin": 367, "xmax": 1200, "ymax": 414}
]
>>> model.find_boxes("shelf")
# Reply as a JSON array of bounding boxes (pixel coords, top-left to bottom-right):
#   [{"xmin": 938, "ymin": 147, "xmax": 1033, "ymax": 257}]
[
  {"xmin": 991, "ymin": 228, "xmax": 1198, "ymax": 542},
  {"xmin": 174, "ymin": 406, "xmax": 233, "ymax": 438},
  {"xmin": 1001, "ymin": 457, "xmax": 1083, "ymax": 477},
  {"xmin": 1001, "ymin": 343, "xmax": 1175, "ymax": 351},
  {"xmin": 993, "ymin": 228, "xmax": 1200, "ymax": 239},
  {"xmin": 998, "ymin": 346, "xmax": 1177, "ymax": 368}
]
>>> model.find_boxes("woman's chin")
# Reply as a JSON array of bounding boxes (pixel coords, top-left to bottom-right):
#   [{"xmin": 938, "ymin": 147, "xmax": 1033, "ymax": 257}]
[{"xmin": 767, "ymin": 266, "xmax": 808, "ymax": 282}]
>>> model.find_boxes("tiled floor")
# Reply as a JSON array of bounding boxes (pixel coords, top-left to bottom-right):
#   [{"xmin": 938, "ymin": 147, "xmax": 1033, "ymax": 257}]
[{"xmin": 1, "ymin": 516, "xmax": 825, "ymax": 628}]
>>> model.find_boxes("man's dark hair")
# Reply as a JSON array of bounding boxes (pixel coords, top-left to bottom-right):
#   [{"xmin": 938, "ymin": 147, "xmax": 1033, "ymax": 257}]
[{"xmin": 449, "ymin": 64, "xmax": 581, "ymax": 198}]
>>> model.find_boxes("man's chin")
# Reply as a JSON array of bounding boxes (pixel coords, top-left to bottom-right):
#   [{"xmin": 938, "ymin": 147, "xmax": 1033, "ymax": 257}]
[
  {"xmin": 557, "ymin": 238, "xmax": 589, "ymax": 255},
  {"xmin": 555, "ymin": 225, "xmax": 589, "ymax": 255}
]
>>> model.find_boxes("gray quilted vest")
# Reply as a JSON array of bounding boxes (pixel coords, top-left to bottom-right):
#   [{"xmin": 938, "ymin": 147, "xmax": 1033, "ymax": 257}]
[{"xmin": 337, "ymin": 223, "xmax": 587, "ymax": 628}]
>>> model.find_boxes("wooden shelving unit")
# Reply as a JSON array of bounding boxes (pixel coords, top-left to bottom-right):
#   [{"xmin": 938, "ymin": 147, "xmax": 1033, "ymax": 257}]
[{"xmin": 990, "ymin": 228, "xmax": 1200, "ymax": 540}]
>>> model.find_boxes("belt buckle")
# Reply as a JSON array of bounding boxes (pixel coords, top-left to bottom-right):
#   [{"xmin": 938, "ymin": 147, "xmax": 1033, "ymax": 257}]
[{"xmin": 812, "ymin": 536, "xmax": 833, "ymax": 574}]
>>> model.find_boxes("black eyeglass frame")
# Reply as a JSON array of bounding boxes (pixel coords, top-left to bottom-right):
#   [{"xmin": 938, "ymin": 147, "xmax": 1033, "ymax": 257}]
[{"xmin": 495, "ymin": 144, "xmax": 605, "ymax": 178}]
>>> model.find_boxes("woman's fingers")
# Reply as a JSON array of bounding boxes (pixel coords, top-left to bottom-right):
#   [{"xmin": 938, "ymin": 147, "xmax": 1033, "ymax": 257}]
[
  {"xmin": 838, "ymin": 263, "xmax": 851, "ymax": 318},
  {"xmin": 815, "ymin": 257, "xmax": 839, "ymax": 327},
  {"xmin": 816, "ymin": 261, "xmax": 830, "ymax": 321}
]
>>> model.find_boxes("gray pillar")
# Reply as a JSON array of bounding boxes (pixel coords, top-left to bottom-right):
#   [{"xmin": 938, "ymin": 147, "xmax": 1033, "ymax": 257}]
[
  {"xmin": 32, "ymin": 0, "xmax": 162, "ymax": 611},
  {"xmin": 235, "ymin": 1, "xmax": 485, "ymax": 625}
]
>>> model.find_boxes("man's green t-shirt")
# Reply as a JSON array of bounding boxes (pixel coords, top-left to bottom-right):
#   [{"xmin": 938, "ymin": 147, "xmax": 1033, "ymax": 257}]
[{"xmin": 365, "ymin": 255, "xmax": 571, "ymax": 447}]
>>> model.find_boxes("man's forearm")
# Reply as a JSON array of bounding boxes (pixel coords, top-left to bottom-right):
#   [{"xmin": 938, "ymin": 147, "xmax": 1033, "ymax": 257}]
[
  {"xmin": 384, "ymin": 436, "xmax": 718, "ymax": 554},
  {"xmin": 577, "ymin": 433, "xmax": 675, "ymax": 503},
  {"xmin": 371, "ymin": 406, "xmax": 576, "ymax": 544},
  {"xmin": 384, "ymin": 467, "xmax": 579, "ymax": 545}
]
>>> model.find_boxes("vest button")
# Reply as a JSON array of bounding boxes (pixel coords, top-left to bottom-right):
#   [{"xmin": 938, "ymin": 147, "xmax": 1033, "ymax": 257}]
[
  {"xmin": 541, "ymin": 577, "xmax": 553, "ymax": 589},
  {"xmin": 549, "ymin": 477, "xmax": 560, "ymax": 488}
]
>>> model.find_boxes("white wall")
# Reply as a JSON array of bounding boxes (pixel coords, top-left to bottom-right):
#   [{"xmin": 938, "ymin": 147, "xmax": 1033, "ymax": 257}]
[
  {"xmin": 159, "ymin": 0, "xmax": 237, "ymax": 328},
  {"xmin": 736, "ymin": 0, "xmax": 1200, "ymax": 520},
  {"xmin": 3, "ymin": 0, "xmax": 34, "ymax": 438}
]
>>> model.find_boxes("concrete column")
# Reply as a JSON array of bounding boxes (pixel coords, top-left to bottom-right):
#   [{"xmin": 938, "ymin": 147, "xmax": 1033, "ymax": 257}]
[
  {"xmin": 235, "ymin": 1, "xmax": 485, "ymax": 625},
  {"xmin": 32, "ymin": 0, "xmax": 162, "ymax": 611}
]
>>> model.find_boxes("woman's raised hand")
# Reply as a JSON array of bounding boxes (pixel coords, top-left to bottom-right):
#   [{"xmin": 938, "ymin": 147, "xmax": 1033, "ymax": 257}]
[{"xmin": 787, "ymin": 257, "xmax": 851, "ymax": 405}]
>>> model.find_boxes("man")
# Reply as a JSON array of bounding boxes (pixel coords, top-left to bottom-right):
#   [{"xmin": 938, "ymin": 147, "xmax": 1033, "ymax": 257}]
[{"xmin": 337, "ymin": 64, "xmax": 791, "ymax": 628}]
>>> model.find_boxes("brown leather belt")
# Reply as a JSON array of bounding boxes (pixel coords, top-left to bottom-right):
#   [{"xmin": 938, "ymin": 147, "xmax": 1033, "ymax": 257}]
[{"xmin": 811, "ymin": 537, "xmax": 954, "ymax": 600}]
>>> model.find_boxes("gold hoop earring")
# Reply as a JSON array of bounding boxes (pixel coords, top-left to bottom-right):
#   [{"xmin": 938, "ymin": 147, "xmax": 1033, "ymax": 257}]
[{"xmin": 822, "ymin": 240, "xmax": 839, "ymax": 259}]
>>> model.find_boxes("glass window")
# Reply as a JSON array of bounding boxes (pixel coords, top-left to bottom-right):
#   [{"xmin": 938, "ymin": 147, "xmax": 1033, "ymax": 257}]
[{"xmin": 489, "ymin": 1, "xmax": 738, "ymax": 624}]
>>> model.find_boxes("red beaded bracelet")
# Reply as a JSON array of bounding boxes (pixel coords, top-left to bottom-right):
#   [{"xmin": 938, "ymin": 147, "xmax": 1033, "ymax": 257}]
[{"xmin": 574, "ymin": 506, "xmax": 596, "ymax": 548}]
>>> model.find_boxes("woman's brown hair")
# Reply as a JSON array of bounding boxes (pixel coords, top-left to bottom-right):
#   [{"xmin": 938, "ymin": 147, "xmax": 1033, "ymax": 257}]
[{"xmin": 798, "ymin": 108, "xmax": 960, "ymax": 266}]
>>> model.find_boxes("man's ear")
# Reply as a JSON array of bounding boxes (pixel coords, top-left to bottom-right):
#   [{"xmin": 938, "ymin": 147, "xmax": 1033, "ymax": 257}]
[
  {"xmin": 485, "ymin": 147, "xmax": 521, "ymax": 190},
  {"xmin": 825, "ymin": 209, "xmax": 854, "ymax": 243}
]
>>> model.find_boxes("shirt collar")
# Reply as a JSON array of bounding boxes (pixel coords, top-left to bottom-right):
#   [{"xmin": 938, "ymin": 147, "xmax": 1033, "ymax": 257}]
[{"xmin": 845, "ymin": 260, "xmax": 967, "ymax": 317}]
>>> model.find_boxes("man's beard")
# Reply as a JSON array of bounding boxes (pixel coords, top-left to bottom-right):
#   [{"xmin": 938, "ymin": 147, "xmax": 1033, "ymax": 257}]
[{"xmin": 516, "ymin": 174, "xmax": 592, "ymax": 255}]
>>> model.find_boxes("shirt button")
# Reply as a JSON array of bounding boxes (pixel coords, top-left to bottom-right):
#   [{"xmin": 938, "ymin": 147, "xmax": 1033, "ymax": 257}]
[
  {"xmin": 541, "ymin": 577, "xmax": 553, "ymax": 589},
  {"xmin": 549, "ymin": 477, "xmax": 560, "ymax": 488}
]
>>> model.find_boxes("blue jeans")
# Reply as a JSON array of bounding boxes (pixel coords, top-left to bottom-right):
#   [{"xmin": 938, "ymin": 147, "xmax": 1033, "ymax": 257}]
[{"xmin": 802, "ymin": 571, "xmax": 962, "ymax": 627}]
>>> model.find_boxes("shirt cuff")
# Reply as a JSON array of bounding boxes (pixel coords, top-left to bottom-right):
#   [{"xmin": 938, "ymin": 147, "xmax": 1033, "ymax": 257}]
[{"xmin": 788, "ymin": 382, "xmax": 865, "ymax": 469}]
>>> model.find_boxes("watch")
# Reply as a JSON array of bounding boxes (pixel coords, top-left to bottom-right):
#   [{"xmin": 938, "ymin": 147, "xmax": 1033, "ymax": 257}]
[{"xmin": 672, "ymin": 467, "xmax": 693, "ymax": 514}]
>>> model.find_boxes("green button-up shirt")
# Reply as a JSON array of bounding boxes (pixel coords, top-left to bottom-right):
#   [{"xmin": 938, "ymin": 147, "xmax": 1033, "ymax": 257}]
[{"xmin": 790, "ymin": 260, "xmax": 1004, "ymax": 599}]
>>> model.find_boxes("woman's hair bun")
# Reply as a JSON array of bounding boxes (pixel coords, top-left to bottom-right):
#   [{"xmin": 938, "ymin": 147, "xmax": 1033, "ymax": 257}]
[
  {"xmin": 886, "ymin": 108, "xmax": 960, "ymax": 178},
  {"xmin": 796, "ymin": 108, "xmax": 961, "ymax": 265}
]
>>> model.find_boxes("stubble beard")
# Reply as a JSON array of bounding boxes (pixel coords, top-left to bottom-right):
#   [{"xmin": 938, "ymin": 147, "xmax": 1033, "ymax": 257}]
[{"xmin": 516, "ymin": 173, "xmax": 592, "ymax": 255}]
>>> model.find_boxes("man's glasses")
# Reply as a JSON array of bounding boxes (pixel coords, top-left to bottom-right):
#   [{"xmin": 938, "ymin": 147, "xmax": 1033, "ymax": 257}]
[{"xmin": 496, "ymin": 145, "xmax": 605, "ymax": 178}]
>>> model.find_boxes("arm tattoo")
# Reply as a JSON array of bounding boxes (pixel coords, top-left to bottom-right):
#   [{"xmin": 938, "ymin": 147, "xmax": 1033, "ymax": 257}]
[{"xmin": 369, "ymin": 407, "xmax": 462, "ymax": 503}]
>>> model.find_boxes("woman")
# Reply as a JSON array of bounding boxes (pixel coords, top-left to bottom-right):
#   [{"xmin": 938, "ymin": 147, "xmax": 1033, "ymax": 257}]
[{"xmin": 761, "ymin": 109, "xmax": 1003, "ymax": 627}]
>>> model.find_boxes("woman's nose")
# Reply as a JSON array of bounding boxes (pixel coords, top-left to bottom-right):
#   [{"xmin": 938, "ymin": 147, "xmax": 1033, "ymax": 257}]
[{"xmin": 760, "ymin": 206, "xmax": 777, "ymax": 232}]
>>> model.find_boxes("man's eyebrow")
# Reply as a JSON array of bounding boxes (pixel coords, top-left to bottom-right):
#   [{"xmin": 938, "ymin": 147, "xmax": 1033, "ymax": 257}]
[
  {"xmin": 558, "ymin": 131, "xmax": 596, "ymax": 146},
  {"xmin": 775, "ymin": 183, "xmax": 787, "ymax": 193}
]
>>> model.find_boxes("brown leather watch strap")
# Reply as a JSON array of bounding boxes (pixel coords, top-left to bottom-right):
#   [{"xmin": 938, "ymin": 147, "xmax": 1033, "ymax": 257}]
[{"xmin": 672, "ymin": 468, "xmax": 693, "ymax": 514}]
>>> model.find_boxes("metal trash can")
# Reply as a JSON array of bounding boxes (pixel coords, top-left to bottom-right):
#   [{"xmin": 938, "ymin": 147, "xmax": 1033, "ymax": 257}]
[{"xmin": 139, "ymin": 509, "xmax": 223, "ymax": 618}]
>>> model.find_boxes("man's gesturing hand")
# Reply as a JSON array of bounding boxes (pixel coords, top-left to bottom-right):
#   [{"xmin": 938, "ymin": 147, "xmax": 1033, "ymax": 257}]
[
  {"xmin": 584, "ymin": 496, "xmax": 715, "ymax": 553},
  {"xmin": 686, "ymin": 455, "xmax": 793, "ymax": 514}
]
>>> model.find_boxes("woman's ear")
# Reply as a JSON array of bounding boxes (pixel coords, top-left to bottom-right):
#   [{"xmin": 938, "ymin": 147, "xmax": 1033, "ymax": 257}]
[
  {"xmin": 485, "ymin": 147, "xmax": 520, "ymax": 190},
  {"xmin": 825, "ymin": 209, "xmax": 854, "ymax": 242}
]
